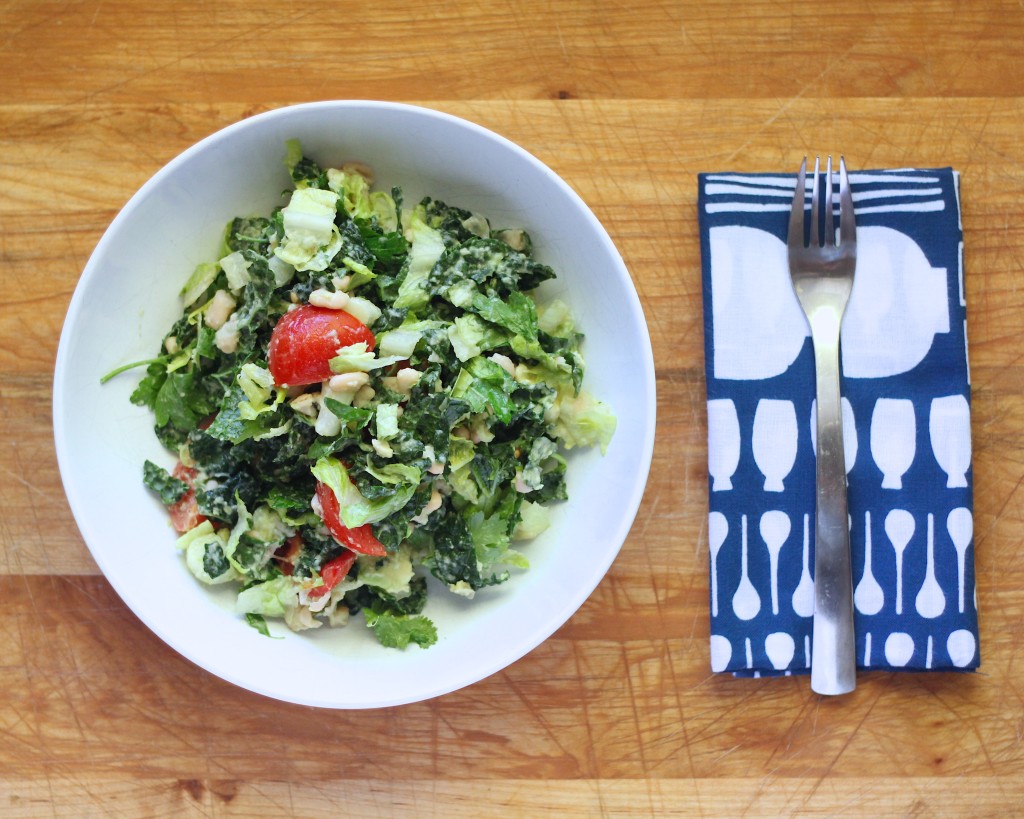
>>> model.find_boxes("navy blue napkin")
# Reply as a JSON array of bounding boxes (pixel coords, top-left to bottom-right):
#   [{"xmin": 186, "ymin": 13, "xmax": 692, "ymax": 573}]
[{"xmin": 698, "ymin": 168, "xmax": 978, "ymax": 676}]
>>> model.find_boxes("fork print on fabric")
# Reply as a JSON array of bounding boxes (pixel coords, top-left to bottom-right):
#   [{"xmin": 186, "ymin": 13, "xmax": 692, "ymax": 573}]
[{"xmin": 698, "ymin": 168, "xmax": 979, "ymax": 675}]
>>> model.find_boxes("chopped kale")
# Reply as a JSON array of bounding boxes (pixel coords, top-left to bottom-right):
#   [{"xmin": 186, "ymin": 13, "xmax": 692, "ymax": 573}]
[
  {"xmin": 142, "ymin": 460, "xmax": 189, "ymax": 505},
  {"xmin": 202, "ymin": 540, "xmax": 232, "ymax": 579},
  {"xmin": 423, "ymin": 508, "xmax": 505, "ymax": 591}
]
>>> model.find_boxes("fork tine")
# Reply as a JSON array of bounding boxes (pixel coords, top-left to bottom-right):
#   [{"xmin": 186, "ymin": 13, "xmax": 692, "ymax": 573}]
[
  {"xmin": 838, "ymin": 156, "xmax": 856, "ymax": 246},
  {"xmin": 788, "ymin": 157, "xmax": 807, "ymax": 248},
  {"xmin": 824, "ymin": 156, "xmax": 835, "ymax": 247},
  {"xmin": 809, "ymin": 156, "xmax": 821, "ymax": 247}
]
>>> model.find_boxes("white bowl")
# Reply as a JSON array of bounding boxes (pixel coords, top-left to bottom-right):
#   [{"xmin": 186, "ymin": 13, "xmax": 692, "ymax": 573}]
[{"xmin": 53, "ymin": 101, "xmax": 656, "ymax": 709}]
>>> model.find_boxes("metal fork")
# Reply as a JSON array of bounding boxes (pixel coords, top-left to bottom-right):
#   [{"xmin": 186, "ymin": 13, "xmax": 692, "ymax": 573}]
[{"xmin": 788, "ymin": 156, "xmax": 857, "ymax": 696}]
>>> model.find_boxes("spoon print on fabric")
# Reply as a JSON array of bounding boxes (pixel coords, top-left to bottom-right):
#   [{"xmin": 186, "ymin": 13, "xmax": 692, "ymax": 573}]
[
  {"xmin": 732, "ymin": 515, "xmax": 761, "ymax": 621},
  {"xmin": 791, "ymin": 513, "xmax": 814, "ymax": 618},
  {"xmin": 759, "ymin": 510, "xmax": 790, "ymax": 616},
  {"xmin": 915, "ymin": 513, "xmax": 946, "ymax": 618},
  {"xmin": 947, "ymin": 629, "xmax": 977, "ymax": 668},
  {"xmin": 885, "ymin": 509, "xmax": 915, "ymax": 615},
  {"xmin": 885, "ymin": 632, "xmax": 915, "ymax": 667},
  {"xmin": 709, "ymin": 634, "xmax": 733, "ymax": 672},
  {"xmin": 854, "ymin": 510, "xmax": 884, "ymax": 615},
  {"xmin": 765, "ymin": 632, "xmax": 796, "ymax": 671},
  {"xmin": 947, "ymin": 507, "xmax": 973, "ymax": 613}
]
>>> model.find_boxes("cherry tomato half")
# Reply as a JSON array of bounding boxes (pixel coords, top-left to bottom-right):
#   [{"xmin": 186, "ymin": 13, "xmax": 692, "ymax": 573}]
[
  {"xmin": 267, "ymin": 304, "xmax": 375, "ymax": 387},
  {"xmin": 315, "ymin": 481, "xmax": 386, "ymax": 557}
]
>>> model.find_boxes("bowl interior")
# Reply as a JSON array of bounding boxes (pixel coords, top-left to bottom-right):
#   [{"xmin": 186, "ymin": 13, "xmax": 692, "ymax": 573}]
[{"xmin": 54, "ymin": 102, "xmax": 655, "ymax": 708}]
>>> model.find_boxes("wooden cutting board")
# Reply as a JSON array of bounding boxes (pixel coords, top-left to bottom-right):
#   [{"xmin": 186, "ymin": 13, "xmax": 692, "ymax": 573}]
[{"xmin": 2, "ymin": 0, "xmax": 1023, "ymax": 814}]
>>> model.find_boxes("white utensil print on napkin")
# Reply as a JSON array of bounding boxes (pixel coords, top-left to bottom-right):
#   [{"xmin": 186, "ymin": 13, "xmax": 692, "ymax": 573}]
[
  {"xmin": 708, "ymin": 511, "xmax": 728, "ymax": 618},
  {"xmin": 947, "ymin": 507, "xmax": 973, "ymax": 613},
  {"xmin": 707, "ymin": 398, "xmax": 741, "ymax": 491},
  {"xmin": 708, "ymin": 225, "xmax": 807, "ymax": 380},
  {"xmin": 871, "ymin": 398, "xmax": 916, "ymax": 489},
  {"xmin": 854, "ymin": 510, "xmax": 884, "ymax": 615},
  {"xmin": 915, "ymin": 513, "xmax": 946, "ymax": 619},
  {"xmin": 709, "ymin": 634, "xmax": 732, "ymax": 672},
  {"xmin": 930, "ymin": 394, "xmax": 972, "ymax": 488},
  {"xmin": 765, "ymin": 632, "xmax": 796, "ymax": 671},
  {"xmin": 947, "ymin": 629, "xmax": 976, "ymax": 668},
  {"xmin": 810, "ymin": 397, "xmax": 858, "ymax": 473},
  {"xmin": 842, "ymin": 226, "xmax": 950, "ymax": 378},
  {"xmin": 885, "ymin": 509, "xmax": 915, "ymax": 615},
  {"xmin": 791, "ymin": 513, "xmax": 814, "ymax": 618},
  {"xmin": 759, "ymin": 510, "xmax": 791, "ymax": 615},
  {"xmin": 884, "ymin": 632, "xmax": 915, "ymax": 667},
  {"xmin": 732, "ymin": 515, "xmax": 761, "ymax": 621},
  {"xmin": 708, "ymin": 225, "xmax": 949, "ymax": 382},
  {"xmin": 752, "ymin": 399, "xmax": 798, "ymax": 492}
]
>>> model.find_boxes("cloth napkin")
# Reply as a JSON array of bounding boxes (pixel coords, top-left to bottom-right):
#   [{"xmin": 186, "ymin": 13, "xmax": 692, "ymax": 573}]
[{"xmin": 698, "ymin": 167, "xmax": 979, "ymax": 676}]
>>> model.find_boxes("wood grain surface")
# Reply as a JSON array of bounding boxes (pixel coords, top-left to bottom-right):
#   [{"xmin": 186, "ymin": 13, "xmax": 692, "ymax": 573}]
[{"xmin": 2, "ymin": 0, "xmax": 1023, "ymax": 815}]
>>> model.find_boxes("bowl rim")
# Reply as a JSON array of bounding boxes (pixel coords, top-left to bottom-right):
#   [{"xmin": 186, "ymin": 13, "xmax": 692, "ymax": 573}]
[{"xmin": 52, "ymin": 100, "xmax": 657, "ymax": 708}]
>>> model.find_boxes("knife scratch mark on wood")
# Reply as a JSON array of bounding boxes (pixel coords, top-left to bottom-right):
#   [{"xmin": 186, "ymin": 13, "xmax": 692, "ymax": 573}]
[
  {"xmin": 500, "ymin": 670, "xmax": 584, "ymax": 775},
  {"xmin": 655, "ymin": 636, "xmax": 700, "ymax": 790},
  {"xmin": 799, "ymin": 687, "xmax": 882, "ymax": 808},
  {"xmin": 569, "ymin": 648, "xmax": 606, "ymax": 812},
  {"xmin": 723, "ymin": 43, "xmax": 859, "ymax": 166},
  {"xmin": 553, "ymin": 20, "xmax": 569, "ymax": 62}
]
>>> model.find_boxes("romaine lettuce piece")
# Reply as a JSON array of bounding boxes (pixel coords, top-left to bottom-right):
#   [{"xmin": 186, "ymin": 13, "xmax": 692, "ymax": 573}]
[
  {"xmin": 180, "ymin": 261, "xmax": 219, "ymax": 308},
  {"xmin": 447, "ymin": 314, "xmax": 508, "ymax": 362},
  {"xmin": 394, "ymin": 206, "xmax": 445, "ymax": 309},
  {"xmin": 356, "ymin": 547, "xmax": 415, "ymax": 597},
  {"xmin": 274, "ymin": 188, "xmax": 343, "ymax": 272},
  {"xmin": 328, "ymin": 342, "xmax": 405, "ymax": 373},
  {"xmin": 553, "ymin": 389, "xmax": 617, "ymax": 455},
  {"xmin": 235, "ymin": 575, "xmax": 299, "ymax": 618}
]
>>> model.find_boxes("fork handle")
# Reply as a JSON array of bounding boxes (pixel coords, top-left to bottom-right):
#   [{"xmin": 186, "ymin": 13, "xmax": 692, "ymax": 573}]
[{"xmin": 809, "ymin": 319, "xmax": 856, "ymax": 696}]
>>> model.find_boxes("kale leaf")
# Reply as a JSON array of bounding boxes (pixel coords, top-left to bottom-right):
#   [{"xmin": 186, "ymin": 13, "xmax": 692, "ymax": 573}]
[
  {"xmin": 142, "ymin": 460, "xmax": 189, "ymax": 505},
  {"xmin": 202, "ymin": 540, "xmax": 231, "ymax": 579},
  {"xmin": 424, "ymin": 508, "xmax": 505, "ymax": 591}
]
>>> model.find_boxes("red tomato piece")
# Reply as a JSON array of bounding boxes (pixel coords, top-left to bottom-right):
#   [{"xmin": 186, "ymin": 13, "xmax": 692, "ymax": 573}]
[
  {"xmin": 267, "ymin": 304, "xmax": 375, "ymax": 387},
  {"xmin": 315, "ymin": 481, "xmax": 387, "ymax": 556},
  {"xmin": 168, "ymin": 463, "xmax": 207, "ymax": 533},
  {"xmin": 308, "ymin": 550, "xmax": 358, "ymax": 600}
]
